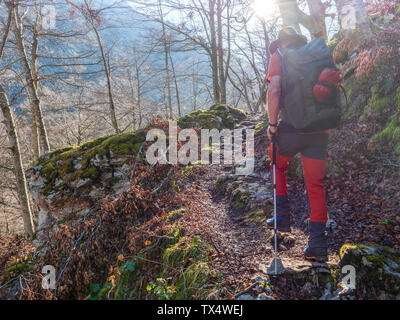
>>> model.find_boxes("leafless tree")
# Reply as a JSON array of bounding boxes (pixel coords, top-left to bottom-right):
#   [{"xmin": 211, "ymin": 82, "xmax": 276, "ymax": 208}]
[{"xmin": 0, "ymin": 0, "xmax": 35, "ymax": 236}]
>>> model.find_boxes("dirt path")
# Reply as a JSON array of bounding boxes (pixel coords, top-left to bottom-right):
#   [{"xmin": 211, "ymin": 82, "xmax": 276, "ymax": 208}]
[
  {"xmin": 176, "ymin": 117, "xmax": 318, "ymax": 297},
  {"xmin": 174, "ymin": 114, "xmax": 400, "ymax": 299}
]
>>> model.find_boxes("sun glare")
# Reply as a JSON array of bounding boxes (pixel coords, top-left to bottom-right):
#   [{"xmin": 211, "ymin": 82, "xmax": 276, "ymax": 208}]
[{"xmin": 251, "ymin": 0, "xmax": 279, "ymax": 19}]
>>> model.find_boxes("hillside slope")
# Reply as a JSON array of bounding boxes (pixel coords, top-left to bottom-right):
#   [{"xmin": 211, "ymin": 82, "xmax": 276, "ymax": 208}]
[{"xmin": 1, "ymin": 17, "xmax": 400, "ymax": 299}]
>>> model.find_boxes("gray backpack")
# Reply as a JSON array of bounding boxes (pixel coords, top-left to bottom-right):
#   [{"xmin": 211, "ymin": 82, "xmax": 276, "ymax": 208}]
[{"xmin": 278, "ymin": 38, "xmax": 342, "ymax": 132}]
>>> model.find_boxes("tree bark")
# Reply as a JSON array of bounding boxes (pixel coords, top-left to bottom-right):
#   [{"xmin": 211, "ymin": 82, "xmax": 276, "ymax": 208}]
[
  {"xmin": 306, "ymin": 0, "xmax": 328, "ymax": 40},
  {"xmin": 209, "ymin": 0, "xmax": 221, "ymax": 104},
  {"xmin": 31, "ymin": 28, "xmax": 41, "ymax": 160},
  {"xmin": 13, "ymin": 5, "xmax": 50, "ymax": 155},
  {"xmin": 217, "ymin": 0, "xmax": 226, "ymax": 104},
  {"xmin": 159, "ymin": 0, "xmax": 173, "ymax": 119},
  {"xmin": 275, "ymin": 0, "xmax": 328, "ymax": 40},
  {"xmin": 0, "ymin": 84, "xmax": 35, "ymax": 237},
  {"xmin": 275, "ymin": 0, "xmax": 302, "ymax": 33},
  {"xmin": 335, "ymin": 0, "xmax": 371, "ymax": 34},
  {"xmin": 169, "ymin": 53, "xmax": 182, "ymax": 118},
  {"xmin": 91, "ymin": 24, "xmax": 120, "ymax": 133}
]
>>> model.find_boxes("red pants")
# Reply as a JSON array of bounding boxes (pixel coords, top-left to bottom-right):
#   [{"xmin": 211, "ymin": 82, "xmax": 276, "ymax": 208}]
[{"xmin": 269, "ymin": 131, "xmax": 329, "ymax": 223}]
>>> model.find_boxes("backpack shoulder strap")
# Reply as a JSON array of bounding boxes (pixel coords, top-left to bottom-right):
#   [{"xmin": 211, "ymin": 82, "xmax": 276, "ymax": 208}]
[{"xmin": 339, "ymin": 85, "xmax": 349, "ymax": 109}]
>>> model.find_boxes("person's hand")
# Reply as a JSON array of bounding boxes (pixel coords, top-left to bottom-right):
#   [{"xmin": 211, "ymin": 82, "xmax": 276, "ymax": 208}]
[{"xmin": 267, "ymin": 125, "xmax": 278, "ymax": 141}]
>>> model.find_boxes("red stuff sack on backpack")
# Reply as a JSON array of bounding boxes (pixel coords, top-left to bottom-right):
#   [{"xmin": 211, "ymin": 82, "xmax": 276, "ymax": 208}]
[{"xmin": 313, "ymin": 68, "xmax": 341, "ymax": 103}]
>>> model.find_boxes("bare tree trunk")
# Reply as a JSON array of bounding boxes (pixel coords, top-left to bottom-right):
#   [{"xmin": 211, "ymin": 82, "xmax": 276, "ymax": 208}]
[
  {"xmin": 335, "ymin": 0, "xmax": 371, "ymax": 34},
  {"xmin": 209, "ymin": 0, "xmax": 221, "ymax": 104},
  {"xmin": 306, "ymin": 0, "xmax": 328, "ymax": 40},
  {"xmin": 0, "ymin": 2, "xmax": 35, "ymax": 237},
  {"xmin": 31, "ymin": 28, "xmax": 42, "ymax": 160},
  {"xmin": 131, "ymin": 47, "xmax": 143, "ymax": 129},
  {"xmin": 169, "ymin": 53, "xmax": 182, "ymax": 118},
  {"xmin": 136, "ymin": 70, "xmax": 143, "ymax": 128},
  {"xmin": 275, "ymin": 0, "xmax": 327, "ymax": 39},
  {"xmin": 91, "ymin": 25, "xmax": 119, "ymax": 133},
  {"xmin": 127, "ymin": 69, "xmax": 137, "ymax": 130},
  {"xmin": 159, "ymin": 0, "xmax": 173, "ymax": 119},
  {"xmin": 0, "ymin": 84, "xmax": 35, "ymax": 237},
  {"xmin": 258, "ymin": 18, "xmax": 272, "ymax": 113},
  {"xmin": 191, "ymin": 61, "xmax": 199, "ymax": 111},
  {"xmin": 217, "ymin": 0, "xmax": 226, "ymax": 104},
  {"xmin": 13, "ymin": 5, "xmax": 50, "ymax": 155},
  {"xmin": 275, "ymin": 0, "xmax": 302, "ymax": 33}
]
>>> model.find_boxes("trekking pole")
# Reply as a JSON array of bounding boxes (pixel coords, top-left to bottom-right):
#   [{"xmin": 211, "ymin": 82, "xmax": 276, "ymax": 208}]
[{"xmin": 272, "ymin": 133, "xmax": 278, "ymax": 276}]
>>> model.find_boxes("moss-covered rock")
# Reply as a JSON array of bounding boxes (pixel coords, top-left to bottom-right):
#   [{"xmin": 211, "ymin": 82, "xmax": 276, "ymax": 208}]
[
  {"xmin": 31, "ymin": 130, "xmax": 146, "ymax": 197},
  {"xmin": 178, "ymin": 104, "xmax": 247, "ymax": 130},
  {"xmin": 230, "ymin": 187, "xmax": 252, "ymax": 211},
  {"xmin": 339, "ymin": 244, "xmax": 400, "ymax": 299},
  {"xmin": 27, "ymin": 129, "xmax": 147, "ymax": 240},
  {"xmin": 214, "ymin": 174, "xmax": 236, "ymax": 194}
]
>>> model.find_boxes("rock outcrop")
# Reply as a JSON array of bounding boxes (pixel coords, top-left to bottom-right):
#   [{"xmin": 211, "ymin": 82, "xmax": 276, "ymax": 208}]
[
  {"xmin": 27, "ymin": 104, "xmax": 247, "ymax": 235},
  {"xmin": 27, "ymin": 130, "xmax": 147, "ymax": 232},
  {"xmin": 178, "ymin": 104, "xmax": 247, "ymax": 130}
]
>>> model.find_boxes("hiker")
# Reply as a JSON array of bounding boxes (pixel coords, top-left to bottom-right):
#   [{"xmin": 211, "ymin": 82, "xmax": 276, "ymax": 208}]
[{"xmin": 265, "ymin": 27, "xmax": 342, "ymax": 262}]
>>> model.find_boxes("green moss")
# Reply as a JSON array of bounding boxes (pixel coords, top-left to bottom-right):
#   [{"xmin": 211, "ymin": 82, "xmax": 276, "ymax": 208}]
[
  {"xmin": 244, "ymin": 207, "xmax": 272, "ymax": 224},
  {"xmin": 215, "ymin": 174, "xmax": 234, "ymax": 193},
  {"xmin": 230, "ymin": 188, "xmax": 252, "ymax": 211},
  {"xmin": 372, "ymin": 114, "xmax": 400, "ymax": 156},
  {"xmin": 178, "ymin": 104, "xmax": 247, "ymax": 130},
  {"xmin": 181, "ymin": 161, "xmax": 202, "ymax": 178},
  {"xmin": 369, "ymin": 89, "xmax": 389, "ymax": 112},
  {"xmin": 327, "ymin": 36, "xmax": 340, "ymax": 53},
  {"xmin": 255, "ymin": 121, "xmax": 268, "ymax": 136},
  {"xmin": 34, "ymin": 130, "xmax": 146, "ymax": 196},
  {"xmin": 41, "ymin": 160, "xmax": 57, "ymax": 179},
  {"xmin": 81, "ymin": 167, "xmax": 99, "ymax": 180},
  {"xmin": 333, "ymin": 44, "xmax": 348, "ymax": 65},
  {"xmin": 339, "ymin": 243, "xmax": 367, "ymax": 259},
  {"xmin": 165, "ymin": 208, "xmax": 186, "ymax": 223},
  {"xmin": 161, "ymin": 236, "xmax": 219, "ymax": 299},
  {"xmin": 366, "ymin": 254, "xmax": 385, "ymax": 267}
]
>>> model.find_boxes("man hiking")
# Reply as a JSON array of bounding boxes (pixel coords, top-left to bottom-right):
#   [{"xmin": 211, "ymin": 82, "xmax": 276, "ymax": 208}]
[{"xmin": 265, "ymin": 27, "xmax": 341, "ymax": 262}]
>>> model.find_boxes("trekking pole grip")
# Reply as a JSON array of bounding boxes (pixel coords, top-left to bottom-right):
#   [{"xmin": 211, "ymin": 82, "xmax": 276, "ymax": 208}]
[{"xmin": 271, "ymin": 134, "xmax": 277, "ymax": 166}]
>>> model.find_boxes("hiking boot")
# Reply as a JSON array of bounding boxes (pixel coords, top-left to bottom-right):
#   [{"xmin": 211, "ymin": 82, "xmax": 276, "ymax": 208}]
[
  {"xmin": 304, "ymin": 221, "xmax": 328, "ymax": 262},
  {"xmin": 267, "ymin": 195, "xmax": 291, "ymax": 232},
  {"xmin": 304, "ymin": 247, "xmax": 328, "ymax": 262},
  {"xmin": 267, "ymin": 215, "xmax": 291, "ymax": 232}
]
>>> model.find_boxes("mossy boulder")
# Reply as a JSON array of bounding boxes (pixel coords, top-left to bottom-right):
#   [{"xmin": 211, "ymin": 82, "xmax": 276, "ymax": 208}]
[
  {"xmin": 178, "ymin": 104, "xmax": 247, "ymax": 130},
  {"xmin": 339, "ymin": 244, "xmax": 400, "ymax": 299},
  {"xmin": 215, "ymin": 174, "xmax": 236, "ymax": 194},
  {"xmin": 230, "ymin": 187, "xmax": 252, "ymax": 211},
  {"xmin": 27, "ymin": 130, "xmax": 147, "ymax": 235},
  {"xmin": 31, "ymin": 130, "xmax": 146, "ymax": 196}
]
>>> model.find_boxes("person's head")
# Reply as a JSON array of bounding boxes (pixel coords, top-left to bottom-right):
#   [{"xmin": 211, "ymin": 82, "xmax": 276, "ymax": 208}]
[{"xmin": 269, "ymin": 26, "xmax": 308, "ymax": 54}]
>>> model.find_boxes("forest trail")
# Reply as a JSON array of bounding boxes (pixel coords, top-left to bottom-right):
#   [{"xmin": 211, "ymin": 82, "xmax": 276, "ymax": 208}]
[
  {"xmin": 174, "ymin": 113, "xmax": 400, "ymax": 299},
  {"xmin": 176, "ymin": 116, "xmax": 325, "ymax": 298}
]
